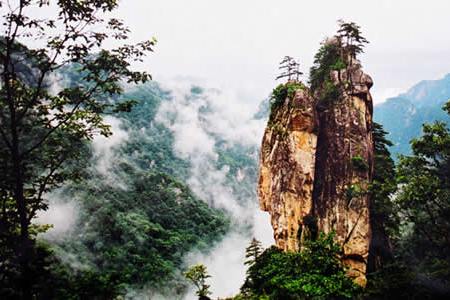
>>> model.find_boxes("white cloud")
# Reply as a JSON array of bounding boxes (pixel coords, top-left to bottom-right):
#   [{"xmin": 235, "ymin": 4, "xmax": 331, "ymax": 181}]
[
  {"xmin": 115, "ymin": 0, "xmax": 450, "ymax": 105},
  {"xmin": 91, "ymin": 116, "xmax": 129, "ymax": 187},
  {"xmin": 35, "ymin": 190, "xmax": 78, "ymax": 241},
  {"xmin": 183, "ymin": 210, "xmax": 274, "ymax": 300},
  {"xmin": 155, "ymin": 80, "xmax": 274, "ymax": 299},
  {"xmin": 156, "ymin": 83, "xmax": 216, "ymax": 158},
  {"xmin": 156, "ymin": 80, "xmax": 266, "ymax": 218},
  {"xmin": 156, "ymin": 80, "xmax": 266, "ymax": 156}
]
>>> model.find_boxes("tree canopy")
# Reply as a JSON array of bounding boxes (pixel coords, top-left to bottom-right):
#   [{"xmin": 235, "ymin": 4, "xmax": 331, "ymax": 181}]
[
  {"xmin": 239, "ymin": 233, "xmax": 360, "ymax": 300},
  {"xmin": 0, "ymin": 1, "xmax": 154, "ymax": 298},
  {"xmin": 395, "ymin": 101, "xmax": 450, "ymax": 268},
  {"xmin": 337, "ymin": 20, "xmax": 369, "ymax": 58}
]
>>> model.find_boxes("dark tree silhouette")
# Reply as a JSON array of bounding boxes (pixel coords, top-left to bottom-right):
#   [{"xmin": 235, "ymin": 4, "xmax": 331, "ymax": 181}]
[
  {"xmin": 244, "ymin": 237, "xmax": 263, "ymax": 268},
  {"xmin": 0, "ymin": 1, "xmax": 154, "ymax": 298},
  {"xmin": 337, "ymin": 20, "xmax": 369, "ymax": 59},
  {"xmin": 276, "ymin": 56, "xmax": 303, "ymax": 81}
]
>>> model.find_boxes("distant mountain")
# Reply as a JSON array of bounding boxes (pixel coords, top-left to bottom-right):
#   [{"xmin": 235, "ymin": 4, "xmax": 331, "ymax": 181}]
[
  {"xmin": 400, "ymin": 73, "xmax": 450, "ymax": 108},
  {"xmin": 374, "ymin": 74, "xmax": 450, "ymax": 158}
]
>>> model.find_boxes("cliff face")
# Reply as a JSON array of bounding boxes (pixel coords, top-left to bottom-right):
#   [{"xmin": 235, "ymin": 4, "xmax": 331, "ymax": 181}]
[
  {"xmin": 313, "ymin": 61, "xmax": 374, "ymax": 286},
  {"xmin": 259, "ymin": 62, "xmax": 374, "ymax": 286},
  {"xmin": 259, "ymin": 88, "xmax": 318, "ymax": 252}
]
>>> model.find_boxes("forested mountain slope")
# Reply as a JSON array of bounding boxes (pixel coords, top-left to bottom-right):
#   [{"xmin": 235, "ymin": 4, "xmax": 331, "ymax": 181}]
[
  {"xmin": 32, "ymin": 69, "xmax": 267, "ymax": 298},
  {"xmin": 374, "ymin": 74, "xmax": 450, "ymax": 157}
]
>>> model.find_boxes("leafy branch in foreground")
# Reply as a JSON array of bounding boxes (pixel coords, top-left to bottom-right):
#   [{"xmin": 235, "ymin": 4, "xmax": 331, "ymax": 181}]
[{"xmin": 0, "ymin": 1, "xmax": 154, "ymax": 298}]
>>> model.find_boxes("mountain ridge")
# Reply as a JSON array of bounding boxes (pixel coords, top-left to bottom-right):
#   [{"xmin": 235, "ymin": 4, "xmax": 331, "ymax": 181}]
[{"xmin": 374, "ymin": 73, "xmax": 450, "ymax": 157}]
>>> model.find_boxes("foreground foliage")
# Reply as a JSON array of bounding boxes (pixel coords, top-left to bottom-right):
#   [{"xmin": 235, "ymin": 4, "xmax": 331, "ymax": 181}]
[
  {"xmin": 239, "ymin": 233, "xmax": 360, "ymax": 300},
  {"xmin": 0, "ymin": 0, "xmax": 154, "ymax": 297},
  {"xmin": 363, "ymin": 101, "xmax": 450, "ymax": 299}
]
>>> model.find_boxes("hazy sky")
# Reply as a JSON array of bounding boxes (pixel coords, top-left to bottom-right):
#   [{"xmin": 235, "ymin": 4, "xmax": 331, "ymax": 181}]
[{"xmin": 114, "ymin": 0, "xmax": 450, "ymax": 104}]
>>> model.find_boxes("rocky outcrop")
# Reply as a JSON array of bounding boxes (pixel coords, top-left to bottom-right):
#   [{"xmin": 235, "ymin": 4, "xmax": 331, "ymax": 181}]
[
  {"xmin": 258, "ymin": 62, "xmax": 374, "ymax": 286},
  {"xmin": 313, "ymin": 60, "xmax": 374, "ymax": 286},
  {"xmin": 259, "ymin": 87, "xmax": 318, "ymax": 252}
]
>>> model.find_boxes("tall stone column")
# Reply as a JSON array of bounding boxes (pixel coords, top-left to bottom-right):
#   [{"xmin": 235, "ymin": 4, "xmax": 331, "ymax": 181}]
[
  {"xmin": 312, "ymin": 63, "xmax": 374, "ymax": 286},
  {"xmin": 259, "ymin": 87, "xmax": 318, "ymax": 252}
]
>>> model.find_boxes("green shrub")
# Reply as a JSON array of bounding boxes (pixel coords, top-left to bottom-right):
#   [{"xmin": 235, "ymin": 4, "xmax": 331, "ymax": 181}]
[
  {"xmin": 269, "ymin": 82, "xmax": 304, "ymax": 123},
  {"xmin": 271, "ymin": 82, "xmax": 304, "ymax": 108},
  {"xmin": 331, "ymin": 58, "xmax": 346, "ymax": 71},
  {"xmin": 319, "ymin": 79, "xmax": 340, "ymax": 108},
  {"xmin": 345, "ymin": 183, "xmax": 367, "ymax": 202},
  {"xmin": 241, "ymin": 232, "xmax": 360, "ymax": 300},
  {"xmin": 309, "ymin": 44, "xmax": 344, "ymax": 91},
  {"xmin": 351, "ymin": 155, "xmax": 369, "ymax": 172},
  {"xmin": 309, "ymin": 43, "xmax": 346, "ymax": 108}
]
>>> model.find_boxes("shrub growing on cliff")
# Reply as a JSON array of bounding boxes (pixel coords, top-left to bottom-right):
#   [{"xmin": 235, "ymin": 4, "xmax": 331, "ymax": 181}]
[
  {"xmin": 351, "ymin": 155, "xmax": 369, "ymax": 172},
  {"xmin": 309, "ymin": 43, "xmax": 344, "ymax": 92},
  {"xmin": 271, "ymin": 82, "xmax": 305, "ymax": 108},
  {"xmin": 309, "ymin": 20, "xmax": 368, "ymax": 109},
  {"xmin": 309, "ymin": 43, "xmax": 345, "ymax": 109},
  {"xmin": 240, "ymin": 232, "xmax": 360, "ymax": 299},
  {"xmin": 269, "ymin": 82, "xmax": 305, "ymax": 123}
]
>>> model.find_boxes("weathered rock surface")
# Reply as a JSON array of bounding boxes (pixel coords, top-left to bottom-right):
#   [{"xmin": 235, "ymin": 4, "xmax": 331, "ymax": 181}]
[
  {"xmin": 259, "ymin": 88, "xmax": 318, "ymax": 252},
  {"xmin": 259, "ymin": 62, "xmax": 374, "ymax": 286},
  {"xmin": 313, "ymin": 61, "xmax": 374, "ymax": 286}
]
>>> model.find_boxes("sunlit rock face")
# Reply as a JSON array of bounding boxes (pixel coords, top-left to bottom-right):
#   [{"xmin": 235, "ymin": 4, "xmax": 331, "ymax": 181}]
[
  {"xmin": 259, "ymin": 62, "xmax": 374, "ymax": 287},
  {"xmin": 259, "ymin": 88, "xmax": 318, "ymax": 252}
]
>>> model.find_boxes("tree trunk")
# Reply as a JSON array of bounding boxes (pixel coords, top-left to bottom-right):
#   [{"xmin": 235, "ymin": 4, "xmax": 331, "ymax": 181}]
[{"xmin": 11, "ymin": 100, "xmax": 32, "ymax": 300}]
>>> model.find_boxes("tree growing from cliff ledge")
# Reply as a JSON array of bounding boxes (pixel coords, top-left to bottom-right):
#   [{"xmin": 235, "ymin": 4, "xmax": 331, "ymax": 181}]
[
  {"xmin": 367, "ymin": 122, "xmax": 398, "ymax": 272},
  {"xmin": 337, "ymin": 20, "xmax": 369, "ymax": 59},
  {"xmin": 309, "ymin": 20, "xmax": 369, "ymax": 107},
  {"xmin": 276, "ymin": 56, "xmax": 303, "ymax": 82},
  {"xmin": 0, "ymin": 1, "xmax": 154, "ymax": 298}
]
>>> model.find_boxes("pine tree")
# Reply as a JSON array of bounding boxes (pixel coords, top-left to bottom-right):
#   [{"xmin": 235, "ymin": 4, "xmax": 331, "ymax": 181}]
[
  {"xmin": 337, "ymin": 20, "xmax": 369, "ymax": 59},
  {"xmin": 244, "ymin": 238, "xmax": 263, "ymax": 268},
  {"xmin": 276, "ymin": 56, "xmax": 303, "ymax": 82},
  {"xmin": 368, "ymin": 122, "xmax": 398, "ymax": 272}
]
